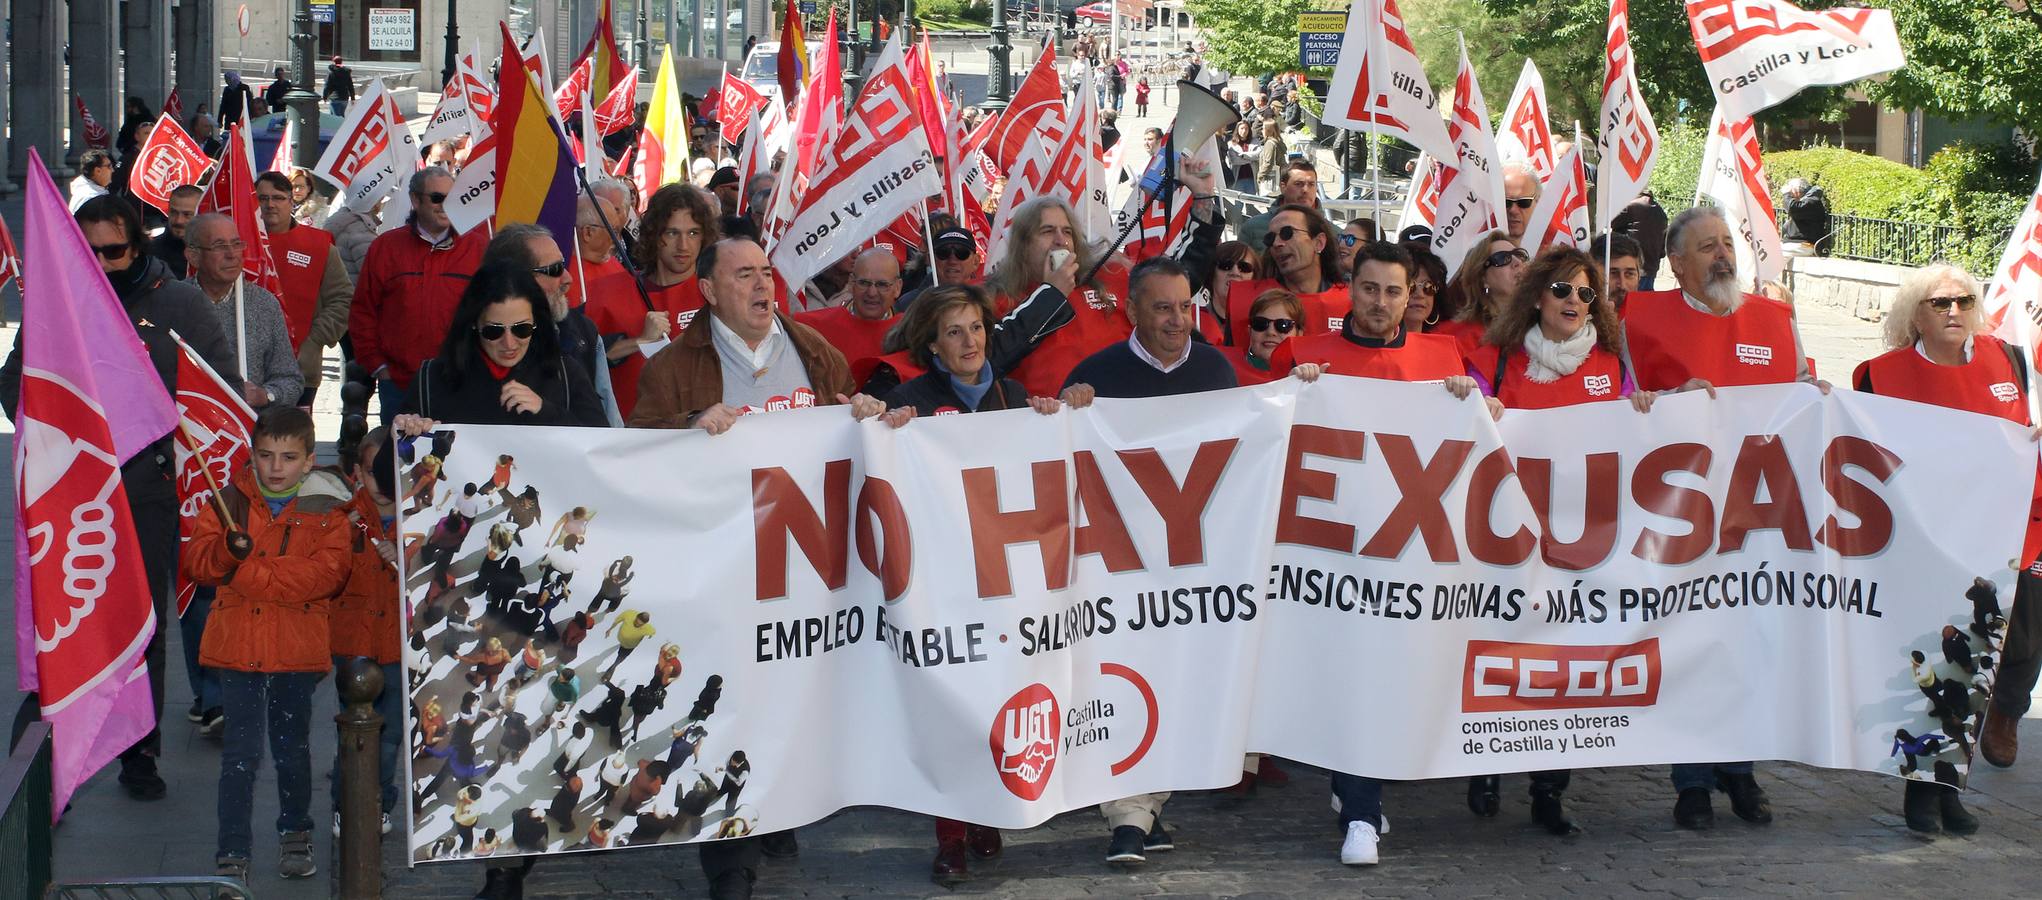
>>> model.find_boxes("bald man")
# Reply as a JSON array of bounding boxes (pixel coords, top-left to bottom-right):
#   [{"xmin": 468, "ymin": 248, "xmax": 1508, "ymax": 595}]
[{"xmin": 794, "ymin": 248, "xmax": 904, "ymax": 368}]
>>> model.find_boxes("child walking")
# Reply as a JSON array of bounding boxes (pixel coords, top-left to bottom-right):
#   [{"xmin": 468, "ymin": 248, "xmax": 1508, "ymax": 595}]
[
  {"xmin": 1134, "ymin": 77, "xmax": 1151, "ymax": 117},
  {"xmin": 183, "ymin": 407, "xmax": 353, "ymax": 880}
]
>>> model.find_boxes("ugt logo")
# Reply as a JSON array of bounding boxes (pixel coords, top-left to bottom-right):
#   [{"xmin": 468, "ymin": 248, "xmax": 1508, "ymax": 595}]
[{"xmin": 990, "ymin": 683, "xmax": 1059, "ymax": 800}]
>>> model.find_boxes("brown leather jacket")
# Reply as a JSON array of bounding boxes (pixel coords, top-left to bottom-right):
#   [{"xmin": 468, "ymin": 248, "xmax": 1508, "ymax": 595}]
[{"xmin": 628, "ymin": 310, "xmax": 855, "ymax": 428}]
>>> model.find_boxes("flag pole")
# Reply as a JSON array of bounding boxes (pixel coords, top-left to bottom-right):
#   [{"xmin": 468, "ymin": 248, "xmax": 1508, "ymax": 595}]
[
  {"xmin": 1366, "ymin": 0, "xmax": 1382, "ymax": 223},
  {"xmin": 233, "ymin": 279, "xmax": 248, "ymax": 381},
  {"xmin": 176, "ymin": 422, "xmax": 243, "ymax": 530},
  {"xmin": 919, "ymin": 198, "xmax": 941, "ymax": 287}
]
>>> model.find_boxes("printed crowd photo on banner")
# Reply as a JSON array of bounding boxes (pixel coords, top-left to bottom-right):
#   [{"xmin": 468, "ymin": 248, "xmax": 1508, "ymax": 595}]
[{"xmin": 391, "ymin": 377, "xmax": 2037, "ymax": 866}]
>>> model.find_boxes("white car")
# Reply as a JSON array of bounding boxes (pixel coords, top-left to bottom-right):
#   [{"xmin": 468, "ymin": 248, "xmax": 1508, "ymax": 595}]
[{"xmin": 741, "ymin": 40, "xmax": 826, "ymax": 101}]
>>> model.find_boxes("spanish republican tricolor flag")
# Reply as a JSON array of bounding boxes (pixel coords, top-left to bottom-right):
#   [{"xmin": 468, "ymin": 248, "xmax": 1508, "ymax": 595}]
[
  {"xmin": 494, "ymin": 22, "xmax": 580, "ymax": 248},
  {"xmin": 634, "ymin": 45, "xmax": 691, "ymax": 203},
  {"xmin": 575, "ymin": 0, "xmax": 633, "ymax": 106},
  {"xmin": 777, "ymin": 5, "xmax": 809, "ymax": 100}
]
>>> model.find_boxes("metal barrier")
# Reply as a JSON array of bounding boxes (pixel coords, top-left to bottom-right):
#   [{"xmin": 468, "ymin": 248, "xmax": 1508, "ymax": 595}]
[
  {"xmin": 46, "ymin": 878, "xmax": 252, "ymax": 900},
  {"xmin": 1, "ymin": 723, "xmax": 53, "ymax": 900},
  {"xmin": 1218, "ymin": 188, "xmax": 1412, "ymax": 238}
]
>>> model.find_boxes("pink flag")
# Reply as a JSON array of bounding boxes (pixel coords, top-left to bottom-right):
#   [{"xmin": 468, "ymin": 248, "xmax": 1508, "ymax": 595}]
[{"xmin": 13, "ymin": 148, "xmax": 178, "ymax": 817}]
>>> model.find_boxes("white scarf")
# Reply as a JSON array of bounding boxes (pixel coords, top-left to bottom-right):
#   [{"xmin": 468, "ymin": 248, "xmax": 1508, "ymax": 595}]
[{"xmin": 1522, "ymin": 323, "xmax": 1597, "ymax": 384}]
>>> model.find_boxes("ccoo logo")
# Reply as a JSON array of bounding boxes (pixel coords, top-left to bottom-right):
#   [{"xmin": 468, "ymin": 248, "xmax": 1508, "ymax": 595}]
[{"xmin": 990, "ymin": 683, "xmax": 1059, "ymax": 800}]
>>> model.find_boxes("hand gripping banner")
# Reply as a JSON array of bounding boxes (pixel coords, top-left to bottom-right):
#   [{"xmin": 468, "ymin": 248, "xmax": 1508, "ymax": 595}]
[{"xmin": 398, "ymin": 379, "xmax": 2034, "ymax": 863}]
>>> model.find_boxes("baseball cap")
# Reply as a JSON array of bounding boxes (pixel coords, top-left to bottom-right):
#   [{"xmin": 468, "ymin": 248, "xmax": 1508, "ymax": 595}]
[
  {"xmin": 708, "ymin": 166, "xmax": 741, "ymax": 189},
  {"xmin": 933, "ymin": 226, "xmax": 975, "ymax": 250},
  {"xmin": 1398, "ymin": 225, "xmax": 1434, "ymax": 245}
]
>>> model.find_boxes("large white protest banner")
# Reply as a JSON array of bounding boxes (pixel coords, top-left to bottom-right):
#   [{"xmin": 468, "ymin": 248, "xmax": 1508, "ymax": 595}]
[{"xmin": 400, "ymin": 379, "xmax": 2032, "ymax": 863}]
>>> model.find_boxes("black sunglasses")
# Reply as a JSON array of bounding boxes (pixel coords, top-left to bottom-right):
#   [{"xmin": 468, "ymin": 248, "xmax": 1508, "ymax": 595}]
[
  {"xmin": 1261, "ymin": 225, "xmax": 1306, "ymax": 247},
  {"xmin": 1219, "ymin": 260, "xmax": 1258, "ymax": 274},
  {"xmin": 1412, "ymin": 280, "xmax": 1437, "ymax": 297},
  {"xmin": 1250, "ymin": 316, "xmax": 1296, "ymax": 334},
  {"xmin": 531, "ymin": 260, "xmax": 568, "ymax": 278},
  {"xmin": 1504, "ymin": 197, "xmax": 1537, "ymax": 210},
  {"xmin": 422, "ymin": 191, "xmax": 449, "ymax": 205},
  {"xmin": 935, "ymin": 245, "xmax": 974, "ymax": 261},
  {"xmin": 88, "ymin": 242, "xmax": 131, "ymax": 260},
  {"xmin": 1338, "ymin": 233, "xmax": 1359, "ymax": 247},
  {"xmin": 1486, "ymin": 248, "xmax": 1530, "ymax": 269},
  {"xmin": 1925, "ymin": 294, "xmax": 1977, "ymax": 312},
  {"xmin": 1548, "ymin": 282, "xmax": 1598, "ymax": 304},
  {"xmin": 476, "ymin": 321, "xmax": 537, "ymax": 341}
]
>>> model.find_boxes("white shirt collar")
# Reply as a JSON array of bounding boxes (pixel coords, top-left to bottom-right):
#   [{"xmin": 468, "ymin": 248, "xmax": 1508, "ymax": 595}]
[
  {"xmin": 710, "ymin": 313, "xmax": 783, "ymax": 370},
  {"xmin": 1914, "ymin": 335, "xmax": 1975, "ymax": 364},
  {"xmin": 1128, "ymin": 333, "xmax": 1188, "ymax": 374}
]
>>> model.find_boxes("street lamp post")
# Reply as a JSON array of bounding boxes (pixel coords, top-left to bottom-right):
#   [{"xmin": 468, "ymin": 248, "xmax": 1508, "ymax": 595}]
[
  {"xmin": 288, "ymin": 0, "xmax": 323, "ymax": 171},
  {"xmin": 443, "ymin": 0, "xmax": 461, "ymax": 86},
  {"xmin": 985, "ymin": 0, "xmax": 1012, "ymax": 112}
]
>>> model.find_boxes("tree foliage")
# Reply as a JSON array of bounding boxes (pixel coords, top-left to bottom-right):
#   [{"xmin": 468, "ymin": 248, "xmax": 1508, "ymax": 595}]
[
  {"xmin": 1864, "ymin": 0, "xmax": 2042, "ymax": 137},
  {"xmin": 1184, "ymin": 0, "xmax": 1328, "ymax": 76}
]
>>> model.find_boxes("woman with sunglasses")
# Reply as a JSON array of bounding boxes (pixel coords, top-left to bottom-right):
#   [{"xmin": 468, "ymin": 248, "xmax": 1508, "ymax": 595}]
[
  {"xmin": 395, "ymin": 261, "xmax": 608, "ymax": 428},
  {"xmin": 1196, "ymin": 241, "xmax": 1259, "ymax": 345},
  {"xmin": 1220, "ymin": 289, "xmax": 1302, "ymax": 385},
  {"xmin": 1225, "ymin": 204, "xmax": 1348, "ymax": 347},
  {"xmin": 1855, "ymin": 264, "xmax": 2038, "ymax": 838},
  {"xmin": 1435, "ymin": 231, "xmax": 1529, "ymax": 354},
  {"xmin": 1399, "ymin": 244, "xmax": 1455, "ymax": 334}
]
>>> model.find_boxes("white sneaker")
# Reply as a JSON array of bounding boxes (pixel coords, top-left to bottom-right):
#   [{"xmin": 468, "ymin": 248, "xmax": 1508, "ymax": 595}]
[
  {"xmin": 1340, "ymin": 820, "xmax": 1380, "ymax": 866},
  {"xmin": 332, "ymin": 811, "xmax": 395, "ymax": 836}
]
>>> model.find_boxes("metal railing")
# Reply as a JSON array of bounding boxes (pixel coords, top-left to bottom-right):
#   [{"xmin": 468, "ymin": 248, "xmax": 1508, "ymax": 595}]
[{"xmin": 1, "ymin": 723, "xmax": 53, "ymax": 900}]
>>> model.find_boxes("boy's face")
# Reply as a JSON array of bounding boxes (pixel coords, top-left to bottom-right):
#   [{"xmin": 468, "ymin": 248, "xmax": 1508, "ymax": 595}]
[
  {"xmin": 353, "ymin": 442, "xmax": 394, "ymax": 508},
  {"xmin": 253, "ymin": 435, "xmax": 316, "ymax": 494}
]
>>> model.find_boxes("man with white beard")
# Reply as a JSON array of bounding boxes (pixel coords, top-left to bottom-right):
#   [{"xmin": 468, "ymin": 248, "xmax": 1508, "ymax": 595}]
[{"xmin": 1618, "ymin": 205, "xmax": 1827, "ymax": 832}]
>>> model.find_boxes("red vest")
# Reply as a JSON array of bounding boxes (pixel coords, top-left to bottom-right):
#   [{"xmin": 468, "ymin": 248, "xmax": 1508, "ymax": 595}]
[
  {"xmin": 1271, "ymin": 329, "xmax": 1466, "ymax": 383},
  {"xmin": 794, "ymin": 305, "xmax": 900, "ymax": 370},
  {"xmin": 1226, "ymin": 278, "xmax": 1346, "ymax": 348},
  {"xmin": 852, "ymin": 349, "xmax": 926, "ymax": 394},
  {"xmin": 268, "ymin": 224, "xmax": 334, "ymax": 351},
  {"xmin": 585, "ymin": 274, "xmax": 704, "ymax": 419},
  {"xmin": 1466, "ymin": 343, "xmax": 1629, "ymax": 410},
  {"xmin": 1622, "ymin": 290, "xmax": 1800, "ymax": 391},
  {"xmin": 568, "ymin": 254, "xmax": 627, "ymax": 310},
  {"xmin": 1219, "ymin": 345, "xmax": 1281, "ymax": 385},
  {"xmin": 1430, "ymin": 318, "xmax": 1488, "ymax": 357},
  {"xmin": 1008, "ymin": 267, "xmax": 1134, "ymax": 398}
]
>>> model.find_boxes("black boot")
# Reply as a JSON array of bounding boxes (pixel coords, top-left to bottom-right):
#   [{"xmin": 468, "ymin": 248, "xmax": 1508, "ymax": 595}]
[
  {"xmin": 474, "ymin": 863, "xmax": 528, "ymax": 900},
  {"xmin": 1938, "ymin": 785, "xmax": 1979, "ymax": 835},
  {"xmin": 1902, "ymin": 780, "xmax": 1940, "ymax": 834},
  {"xmin": 1716, "ymin": 771, "xmax": 1773, "ymax": 824},
  {"xmin": 1530, "ymin": 788, "xmax": 1581, "ymax": 836},
  {"xmin": 1467, "ymin": 775, "xmax": 1500, "ymax": 817}
]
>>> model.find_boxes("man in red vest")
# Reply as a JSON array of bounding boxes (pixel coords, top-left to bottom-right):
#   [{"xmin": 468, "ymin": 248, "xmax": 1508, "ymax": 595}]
[
  {"xmin": 255, "ymin": 172, "xmax": 353, "ymax": 407},
  {"xmin": 1620, "ymin": 204, "xmax": 1827, "ymax": 832},
  {"xmin": 794, "ymin": 248, "xmax": 902, "ymax": 369},
  {"xmin": 1225, "ymin": 204, "xmax": 1349, "ymax": 347},
  {"xmin": 348, "ymin": 167, "xmax": 488, "ymax": 423}
]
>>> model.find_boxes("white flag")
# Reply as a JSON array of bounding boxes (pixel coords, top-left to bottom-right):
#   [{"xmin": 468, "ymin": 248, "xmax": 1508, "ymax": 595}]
[
  {"xmin": 1984, "ymin": 166, "xmax": 2042, "ymax": 365},
  {"xmin": 310, "ymin": 79, "xmax": 418, "ymax": 212},
  {"xmin": 1047, "ymin": 63, "xmax": 1111, "ymax": 241},
  {"xmin": 1599, "ymin": 0, "xmax": 1659, "ymax": 225},
  {"xmin": 987, "ymin": 139, "xmax": 1054, "ymax": 268},
  {"xmin": 422, "ymin": 53, "xmax": 483, "ymax": 145},
  {"xmin": 1319, "ymin": 0, "xmax": 1455, "ymax": 163},
  {"xmin": 1397, "ymin": 151, "xmax": 1443, "ymax": 234},
  {"xmin": 1524, "ymin": 124, "xmax": 1591, "ymax": 252},
  {"xmin": 1430, "ymin": 36, "xmax": 1504, "ymax": 278},
  {"xmin": 1695, "ymin": 107, "xmax": 1784, "ymax": 290},
  {"xmin": 1686, "ymin": 0, "xmax": 1904, "ymax": 120},
  {"xmin": 1496, "ymin": 60, "xmax": 1557, "ymax": 181}
]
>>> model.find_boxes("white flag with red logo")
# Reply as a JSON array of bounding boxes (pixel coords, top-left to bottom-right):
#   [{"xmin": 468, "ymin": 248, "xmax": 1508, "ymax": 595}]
[
  {"xmin": 269, "ymin": 119, "xmax": 296, "ymax": 174},
  {"xmin": 1686, "ymin": 0, "xmax": 1904, "ymax": 120},
  {"xmin": 1985, "ymin": 166, "xmax": 2042, "ymax": 367},
  {"xmin": 1319, "ymin": 0, "xmax": 1455, "ymax": 164},
  {"xmin": 1599, "ymin": 0, "xmax": 1660, "ymax": 225},
  {"xmin": 1431, "ymin": 36, "xmax": 1504, "ymax": 278},
  {"xmin": 770, "ymin": 36, "xmax": 942, "ymax": 295},
  {"xmin": 423, "ymin": 50, "xmax": 490, "ymax": 145},
  {"xmin": 985, "ymin": 135, "xmax": 1055, "ymax": 269},
  {"xmin": 73, "ymin": 95, "xmax": 112, "ymax": 149},
  {"xmin": 1496, "ymin": 60, "xmax": 1557, "ymax": 181},
  {"xmin": 169, "ymin": 332, "xmax": 256, "ymax": 616},
  {"xmin": 716, "ymin": 70, "xmax": 770, "ymax": 140},
  {"xmin": 1524, "ymin": 125, "xmax": 1591, "ymax": 251},
  {"xmin": 1044, "ymin": 64, "xmax": 1111, "ymax": 241},
  {"xmin": 1695, "ymin": 106, "xmax": 1784, "ymax": 290},
  {"xmin": 735, "ymin": 100, "xmax": 786, "ymax": 215},
  {"xmin": 1398, "ymin": 151, "xmax": 1443, "ymax": 233},
  {"xmin": 200, "ymin": 124, "xmax": 289, "ymax": 301},
  {"xmin": 129, "ymin": 114, "xmax": 213, "ymax": 214},
  {"xmin": 0, "ymin": 212, "xmax": 21, "ymax": 294},
  {"xmin": 595, "ymin": 66, "xmax": 640, "ymax": 136},
  {"xmin": 310, "ymin": 79, "xmax": 418, "ymax": 212}
]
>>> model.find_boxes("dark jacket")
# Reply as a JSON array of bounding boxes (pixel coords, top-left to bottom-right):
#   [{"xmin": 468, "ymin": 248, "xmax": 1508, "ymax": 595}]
[
  {"xmin": 628, "ymin": 312, "xmax": 855, "ymax": 429},
  {"xmin": 1785, "ymin": 186, "xmax": 1832, "ymax": 255},
  {"xmin": 884, "ymin": 368, "xmax": 1029, "ymax": 416},
  {"xmin": 401, "ymin": 352, "xmax": 609, "ymax": 427},
  {"xmin": 150, "ymin": 232, "xmax": 188, "ymax": 275},
  {"xmin": 1612, "ymin": 193, "xmax": 1669, "ymax": 278},
  {"xmin": 322, "ymin": 66, "xmax": 356, "ymax": 103},
  {"xmin": 220, "ymin": 82, "xmax": 259, "ymax": 127},
  {"xmin": 264, "ymin": 78, "xmax": 293, "ymax": 113},
  {"xmin": 0, "ymin": 254, "xmax": 244, "ymax": 506}
]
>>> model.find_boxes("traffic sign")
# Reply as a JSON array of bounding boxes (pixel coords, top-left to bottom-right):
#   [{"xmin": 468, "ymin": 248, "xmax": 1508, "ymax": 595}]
[
  {"xmin": 1298, "ymin": 11, "xmax": 1346, "ymax": 68},
  {"xmin": 237, "ymin": 4, "xmax": 250, "ymax": 36}
]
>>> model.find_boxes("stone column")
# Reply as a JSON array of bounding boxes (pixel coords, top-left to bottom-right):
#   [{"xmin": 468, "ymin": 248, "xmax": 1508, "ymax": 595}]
[
  {"xmin": 0, "ymin": 0, "xmax": 14, "ymax": 192},
  {"xmin": 175, "ymin": 0, "xmax": 220, "ymax": 129},
  {"xmin": 10, "ymin": 0, "xmax": 66, "ymax": 180},
  {"xmin": 124, "ymin": 0, "xmax": 176, "ymax": 129},
  {"xmin": 69, "ymin": 0, "xmax": 121, "ymax": 166}
]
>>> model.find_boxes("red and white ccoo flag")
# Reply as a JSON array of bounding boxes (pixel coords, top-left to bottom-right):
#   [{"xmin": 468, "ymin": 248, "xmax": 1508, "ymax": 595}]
[
  {"xmin": 1398, "ymin": 151, "xmax": 1443, "ymax": 233},
  {"xmin": 1496, "ymin": 60, "xmax": 1557, "ymax": 182},
  {"xmin": 1319, "ymin": 0, "xmax": 1455, "ymax": 164},
  {"xmin": 200, "ymin": 124, "xmax": 289, "ymax": 303},
  {"xmin": 594, "ymin": 67, "xmax": 640, "ymax": 136},
  {"xmin": 1685, "ymin": 0, "xmax": 1904, "ymax": 121},
  {"xmin": 1599, "ymin": 0, "xmax": 1659, "ymax": 225},
  {"xmin": 129, "ymin": 114, "xmax": 213, "ymax": 214},
  {"xmin": 310, "ymin": 79, "xmax": 418, "ymax": 212},
  {"xmin": 1695, "ymin": 107, "xmax": 1784, "ymax": 290},
  {"xmin": 73, "ymin": 96, "xmax": 112, "ymax": 149},
  {"xmin": 1431, "ymin": 35, "xmax": 1504, "ymax": 278},
  {"xmin": 715, "ymin": 70, "xmax": 770, "ymax": 142},
  {"xmin": 1524, "ymin": 125, "xmax": 1591, "ymax": 251},
  {"xmin": 169, "ymin": 332, "xmax": 256, "ymax": 616}
]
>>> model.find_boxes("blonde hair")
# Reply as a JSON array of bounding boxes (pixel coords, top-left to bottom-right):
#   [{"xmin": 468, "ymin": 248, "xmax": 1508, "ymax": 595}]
[{"xmin": 1883, "ymin": 263, "xmax": 1986, "ymax": 350}]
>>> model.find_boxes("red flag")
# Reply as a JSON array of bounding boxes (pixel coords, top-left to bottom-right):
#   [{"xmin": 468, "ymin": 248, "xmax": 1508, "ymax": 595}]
[
  {"xmin": 200, "ymin": 124, "xmax": 287, "ymax": 300},
  {"xmin": 777, "ymin": 5, "xmax": 810, "ymax": 100},
  {"xmin": 0, "ymin": 212, "xmax": 22, "ymax": 295},
  {"xmin": 554, "ymin": 58, "xmax": 593, "ymax": 119},
  {"xmin": 169, "ymin": 333, "xmax": 256, "ymax": 616},
  {"xmin": 595, "ymin": 67, "xmax": 640, "ymax": 136},
  {"xmin": 716, "ymin": 70, "xmax": 769, "ymax": 140},
  {"xmin": 131, "ymin": 114, "xmax": 213, "ymax": 213},
  {"xmin": 572, "ymin": 0, "xmax": 633, "ymax": 106},
  {"xmin": 163, "ymin": 88, "xmax": 186, "ymax": 123},
  {"xmin": 905, "ymin": 36, "xmax": 950, "ymax": 177},
  {"xmin": 979, "ymin": 46, "xmax": 1063, "ymax": 175},
  {"xmin": 74, "ymin": 95, "xmax": 112, "ymax": 149}
]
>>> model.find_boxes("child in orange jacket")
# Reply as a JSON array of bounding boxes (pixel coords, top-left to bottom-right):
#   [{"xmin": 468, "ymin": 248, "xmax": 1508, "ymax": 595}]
[
  {"xmin": 182, "ymin": 407, "xmax": 353, "ymax": 882},
  {"xmin": 328, "ymin": 424, "xmax": 406, "ymax": 835}
]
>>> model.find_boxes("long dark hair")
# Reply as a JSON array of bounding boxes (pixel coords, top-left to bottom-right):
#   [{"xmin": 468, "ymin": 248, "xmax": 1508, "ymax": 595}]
[
  {"xmin": 434, "ymin": 262, "xmax": 565, "ymax": 388},
  {"xmin": 1483, "ymin": 246, "xmax": 1622, "ymax": 356},
  {"xmin": 1257, "ymin": 204, "xmax": 1344, "ymax": 291}
]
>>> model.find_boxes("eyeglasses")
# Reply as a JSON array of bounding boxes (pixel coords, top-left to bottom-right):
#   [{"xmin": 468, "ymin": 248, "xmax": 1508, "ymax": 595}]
[
  {"xmin": 1249, "ymin": 316, "xmax": 1296, "ymax": 334},
  {"xmin": 1485, "ymin": 248, "xmax": 1530, "ymax": 269},
  {"xmin": 421, "ymin": 191, "xmax": 449, "ymax": 205},
  {"xmin": 195, "ymin": 239, "xmax": 247, "ymax": 254},
  {"xmin": 476, "ymin": 321, "xmax": 537, "ymax": 341},
  {"xmin": 88, "ymin": 241, "xmax": 131, "ymax": 260},
  {"xmin": 935, "ymin": 245, "xmax": 974, "ymax": 261},
  {"xmin": 1261, "ymin": 225, "xmax": 1305, "ymax": 247},
  {"xmin": 1926, "ymin": 294, "xmax": 1977, "ymax": 312},
  {"xmin": 1548, "ymin": 282, "xmax": 1598, "ymax": 304},
  {"xmin": 1219, "ymin": 260, "xmax": 1258, "ymax": 274},
  {"xmin": 531, "ymin": 260, "xmax": 568, "ymax": 278},
  {"xmin": 853, "ymin": 279, "xmax": 897, "ymax": 291},
  {"xmin": 1412, "ymin": 280, "xmax": 1437, "ymax": 297},
  {"xmin": 1504, "ymin": 197, "xmax": 1537, "ymax": 210},
  {"xmin": 1338, "ymin": 234, "xmax": 1359, "ymax": 247}
]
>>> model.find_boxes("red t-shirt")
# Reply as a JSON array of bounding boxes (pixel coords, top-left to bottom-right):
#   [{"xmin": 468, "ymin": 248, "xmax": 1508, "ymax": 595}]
[
  {"xmin": 793, "ymin": 305, "xmax": 900, "ymax": 370},
  {"xmin": 1430, "ymin": 318, "xmax": 1488, "ymax": 357},
  {"xmin": 1218, "ymin": 345, "xmax": 1282, "ymax": 385},
  {"xmin": 1006, "ymin": 268, "xmax": 1135, "ymax": 398},
  {"xmin": 585, "ymin": 273, "xmax": 705, "ymax": 419},
  {"xmin": 1622, "ymin": 290, "xmax": 1800, "ymax": 391},
  {"xmin": 1269, "ymin": 326, "xmax": 1466, "ymax": 382},
  {"xmin": 568, "ymin": 254, "xmax": 628, "ymax": 310}
]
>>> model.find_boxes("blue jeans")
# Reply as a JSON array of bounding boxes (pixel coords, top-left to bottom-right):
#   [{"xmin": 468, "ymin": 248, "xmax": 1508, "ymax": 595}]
[
  {"xmin": 329, "ymin": 658, "xmax": 402, "ymax": 814},
  {"xmin": 377, "ymin": 378, "xmax": 404, "ymax": 427},
  {"xmin": 1330, "ymin": 773, "xmax": 1383, "ymax": 829},
  {"xmin": 1671, "ymin": 761, "xmax": 1753, "ymax": 792},
  {"xmin": 217, "ymin": 670, "xmax": 321, "ymax": 858},
  {"xmin": 329, "ymin": 99, "xmax": 348, "ymax": 117},
  {"xmin": 179, "ymin": 587, "xmax": 222, "ymax": 713}
]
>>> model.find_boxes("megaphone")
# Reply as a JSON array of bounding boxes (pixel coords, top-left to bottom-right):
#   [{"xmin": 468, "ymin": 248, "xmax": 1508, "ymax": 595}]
[{"xmin": 1170, "ymin": 80, "xmax": 1243, "ymax": 157}]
